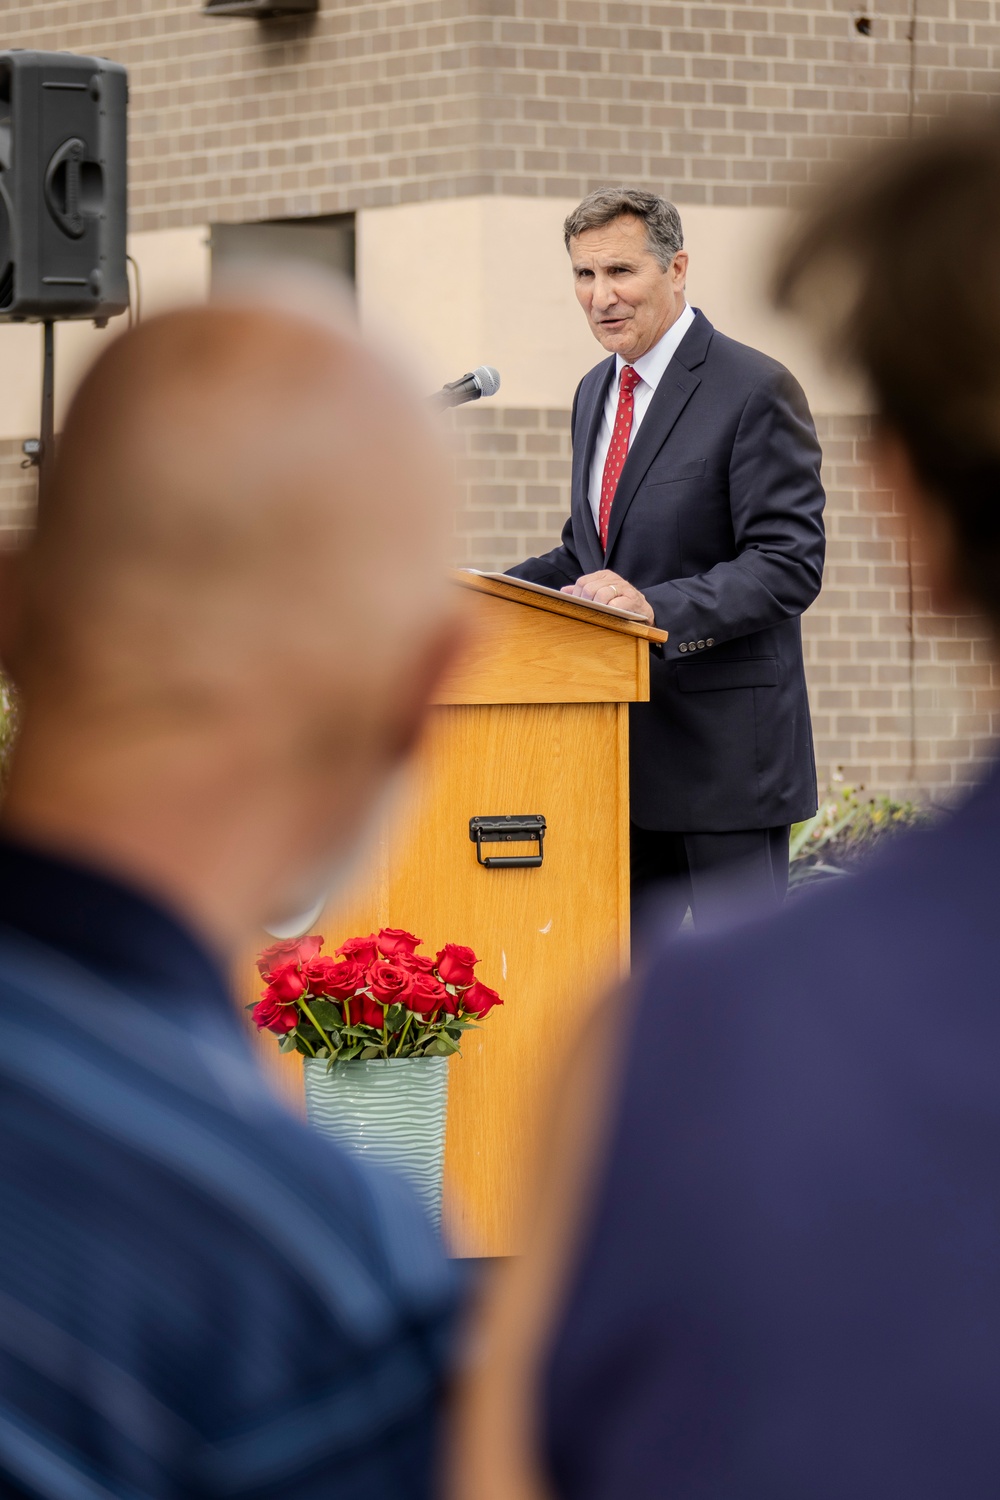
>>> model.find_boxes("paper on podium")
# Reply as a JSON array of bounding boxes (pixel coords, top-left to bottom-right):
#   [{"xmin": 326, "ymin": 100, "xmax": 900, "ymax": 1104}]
[{"xmin": 462, "ymin": 569, "xmax": 650, "ymax": 624}]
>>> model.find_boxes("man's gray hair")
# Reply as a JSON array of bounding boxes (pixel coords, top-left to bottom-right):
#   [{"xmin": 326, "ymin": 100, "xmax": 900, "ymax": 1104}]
[{"xmin": 563, "ymin": 187, "xmax": 684, "ymax": 270}]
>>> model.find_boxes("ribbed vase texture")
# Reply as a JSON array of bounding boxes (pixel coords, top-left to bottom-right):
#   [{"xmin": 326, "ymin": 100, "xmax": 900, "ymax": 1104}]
[{"xmin": 303, "ymin": 1057, "xmax": 449, "ymax": 1226}]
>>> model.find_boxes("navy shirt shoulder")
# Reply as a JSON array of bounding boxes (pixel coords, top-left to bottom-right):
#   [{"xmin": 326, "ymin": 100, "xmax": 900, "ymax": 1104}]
[{"xmin": 0, "ymin": 838, "xmax": 456, "ymax": 1500}]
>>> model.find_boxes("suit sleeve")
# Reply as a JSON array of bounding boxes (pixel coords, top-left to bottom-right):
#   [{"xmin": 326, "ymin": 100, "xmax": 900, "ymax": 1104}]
[
  {"xmin": 506, "ymin": 513, "xmax": 583, "ymax": 589},
  {"xmin": 642, "ymin": 367, "xmax": 826, "ymax": 645},
  {"xmin": 506, "ymin": 381, "xmax": 586, "ymax": 589}
]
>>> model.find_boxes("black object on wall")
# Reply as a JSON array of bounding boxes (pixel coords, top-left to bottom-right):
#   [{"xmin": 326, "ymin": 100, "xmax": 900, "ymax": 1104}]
[
  {"xmin": 203, "ymin": 0, "xmax": 318, "ymax": 16},
  {"xmin": 0, "ymin": 50, "xmax": 128, "ymax": 324}
]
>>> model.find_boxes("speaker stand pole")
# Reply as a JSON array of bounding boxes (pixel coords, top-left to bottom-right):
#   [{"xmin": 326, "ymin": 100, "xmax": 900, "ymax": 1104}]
[
  {"xmin": 38, "ymin": 320, "xmax": 55, "ymax": 515},
  {"xmin": 23, "ymin": 322, "xmax": 56, "ymax": 515}
]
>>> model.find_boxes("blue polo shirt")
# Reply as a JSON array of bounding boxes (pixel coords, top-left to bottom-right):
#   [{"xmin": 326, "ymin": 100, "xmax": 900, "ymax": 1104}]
[{"xmin": 0, "ymin": 836, "xmax": 457, "ymax": 1499}]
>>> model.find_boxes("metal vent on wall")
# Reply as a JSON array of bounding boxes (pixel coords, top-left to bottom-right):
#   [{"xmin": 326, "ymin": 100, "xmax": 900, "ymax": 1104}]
[
  {"xmin": 209, "ymin": 215, "xmax": 355, "ymax": 290},
  {"xmin": 202, "ymin": 0, "xmax": 317, "ymax": 17}
]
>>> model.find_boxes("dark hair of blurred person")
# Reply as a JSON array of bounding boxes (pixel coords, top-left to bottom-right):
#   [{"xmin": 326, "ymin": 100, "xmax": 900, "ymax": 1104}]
[
  {"xmin": 447, "ymin": 109, "xmax": 1000, "ymax": 1500},
  {"xmin": 775, "ymin": 112, "xmax": 1000, "ymax": 625},
  {"xmin": 0, "ymin": 281, "xmax": 463, "ymax": 1500}
]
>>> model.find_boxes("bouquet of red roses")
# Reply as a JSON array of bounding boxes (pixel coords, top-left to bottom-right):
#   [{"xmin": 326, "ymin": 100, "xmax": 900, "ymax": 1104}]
[{"xmin": 251, "ymin": 928, "xmax": 502, "ymax": 1062}]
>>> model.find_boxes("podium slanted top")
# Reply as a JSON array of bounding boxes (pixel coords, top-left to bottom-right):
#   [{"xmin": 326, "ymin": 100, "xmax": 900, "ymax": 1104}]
[
  {"xmin": 454, "ymin": 569, "xmax": 668, "ymax": 642},
  {"xmin": 436, "ymin": 569, "xmax": 668, "ymax": 706}
]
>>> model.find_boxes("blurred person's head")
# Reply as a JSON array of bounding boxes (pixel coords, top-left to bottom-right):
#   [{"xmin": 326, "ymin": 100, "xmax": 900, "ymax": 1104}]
[
  {"xmin": 774, "ymin": 111, "xmax": 1000, "ymax": 624},
  {"xmin": 565, "ymin": 187, "xmax": 689, "ymax": 361},
  {"xmin": 0, "ymin": 278, "xmax": 461, "ymax": 954}
]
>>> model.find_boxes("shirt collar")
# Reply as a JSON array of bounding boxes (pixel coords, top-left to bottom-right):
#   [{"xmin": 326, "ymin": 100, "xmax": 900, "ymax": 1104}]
[
  {"xmin": 616, "ymin": 302, "xmax": 696, "ymax": 390},
  {"xmin": 0, "ymin": 833, "xmax": 233, "ymax": 1015}
]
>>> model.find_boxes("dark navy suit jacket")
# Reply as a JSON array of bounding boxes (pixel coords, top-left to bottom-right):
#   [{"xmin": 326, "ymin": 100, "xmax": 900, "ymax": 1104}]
[
  {"xmin": 545, "ymin": 766, "xmax": 1000, "ymax": 1498},
  {"xmin": 508, "ymin": 311, "xmax": 826, "ymax": 832}
]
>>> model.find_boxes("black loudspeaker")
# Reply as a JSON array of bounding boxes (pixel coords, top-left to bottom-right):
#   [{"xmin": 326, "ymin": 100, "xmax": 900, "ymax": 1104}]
[{"xmin": 0, "ymin": 50, "xmax": 127, "ymax": 324}]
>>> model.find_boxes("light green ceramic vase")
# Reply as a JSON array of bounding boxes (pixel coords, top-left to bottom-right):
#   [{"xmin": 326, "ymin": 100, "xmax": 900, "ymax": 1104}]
[{"xmin": 303, "ymin": 1056, "xmax": 449, "ymax": 1226}]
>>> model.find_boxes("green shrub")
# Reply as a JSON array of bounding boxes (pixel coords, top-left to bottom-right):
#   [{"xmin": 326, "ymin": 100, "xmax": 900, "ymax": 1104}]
[
  {"xmin": 789, "ymin": 780, "xmax": 932, "ymax": 892},
  {"xmin": 0, "ymin": 675, "xmax": 18, "ymax": 797}
]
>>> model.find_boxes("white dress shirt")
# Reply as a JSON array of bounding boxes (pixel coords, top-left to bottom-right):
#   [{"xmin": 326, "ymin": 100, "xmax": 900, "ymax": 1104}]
[{"xmin": 587, "ymin": 302, "xmax": 697, "ymax": 533}]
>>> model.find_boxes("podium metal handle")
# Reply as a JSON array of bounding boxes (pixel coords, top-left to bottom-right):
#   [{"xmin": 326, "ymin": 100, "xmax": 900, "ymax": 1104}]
[{"xmin": 470, "ymin": 815, "xmax": 546, "ymax": 869}]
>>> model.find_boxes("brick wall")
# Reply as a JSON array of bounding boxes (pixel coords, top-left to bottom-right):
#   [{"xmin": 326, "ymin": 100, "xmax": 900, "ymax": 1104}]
[
  {"xmin": 448, "ymin": 404, "xmax": 572, "ymax": 567},
  {"xmin": 4, "ymin": 405, "xmax": 994, "ymax": 803},
  {"xmin": 7, "ymin": 0, "xmax": 1000, "ymax": 802},
  {"xmin": 450, "ymin": 405, "xmax": 1000, "ymax": 805},
  {"xmin": 0, "ymin": 443, "xmax": 38, "ymax": 544},
  {"xmin": 805, "ymin": 415, "xmax": 1000, "ymax": 805},
  {"xmin": 8, "ymin": 0, "xmax": 998, "ymax": 230}
]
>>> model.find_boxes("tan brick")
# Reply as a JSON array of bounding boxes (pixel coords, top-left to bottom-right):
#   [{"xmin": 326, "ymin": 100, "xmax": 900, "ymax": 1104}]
[{"xmin": 13, "ymin": 0, "xmax": 995, "ymax": 220}]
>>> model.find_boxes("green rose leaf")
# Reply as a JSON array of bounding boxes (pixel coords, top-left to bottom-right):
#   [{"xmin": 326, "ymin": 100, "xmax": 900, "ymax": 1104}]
[
  {"xmin": 308, "ymin": 1000, "xmax": 343, "ymax": 1027},
  {"xmin": 426, "ymin": 1034, "xmax": 460, "ymax": 1056}
]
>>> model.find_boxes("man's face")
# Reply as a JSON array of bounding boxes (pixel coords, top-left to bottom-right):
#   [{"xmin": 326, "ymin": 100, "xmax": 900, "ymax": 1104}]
[{"xmin": 569, "ymin": 215, "xmax": 689, "ymax": 362}]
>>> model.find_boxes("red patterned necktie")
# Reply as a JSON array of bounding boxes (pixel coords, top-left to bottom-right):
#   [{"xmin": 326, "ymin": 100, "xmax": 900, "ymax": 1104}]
[{"xmin": 598, "ymin": 363, "xmax": 641, "ymax": 550}]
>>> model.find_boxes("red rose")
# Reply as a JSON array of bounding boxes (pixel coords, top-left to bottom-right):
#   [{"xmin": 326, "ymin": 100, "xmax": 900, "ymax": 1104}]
[
  {"xmin": 253, "ymin": 993, "xmax": 298, "ymax": 1034},
  {"xmin": 377, "ymin": 927, "xmax": 422, "ymax": 959},
  {"xmin": 353, "ymin": 989, "xmax": 388, "ymax": 1029},
  {"xmin": 266, "ymin": 964, "xmax": 307, "ymax": 1004},
  {"xmin": 461, "ymin": 980, "xmax": 502, "ymax": 1017},
  {"xmin": 436, "ymin": 943, "xmax": 479, "ymax": 987},
  {"xmin": 400, "ymin": 952, "xmax": 436, "ymax": 974},
  {"xmin": 336, "ymin": 934, "xmax": 380, "ymax": 967},
  {"xmin": 407, "ymin": 972, "xmax": 449, "ymax": 1016},
  {"xmin": 367, "ymin": 960, "xmax": 414, "ymax": 1004},
  {"xmin": 303, "ymin": 957, "xmax": 365, "ymax": 1000},
  {"xmin": 440, "ymin": 989, "xmax": 460, "ymax": 1016},
  {"xmin": 256, "ymin": 934, "xmax": 323, "ymax": 981}
]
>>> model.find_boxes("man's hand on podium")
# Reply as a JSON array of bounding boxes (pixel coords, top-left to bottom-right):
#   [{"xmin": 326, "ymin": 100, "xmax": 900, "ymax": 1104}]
[{"xmin": 561, "ymin": 569, "xmax": 655, "ymax": 625}]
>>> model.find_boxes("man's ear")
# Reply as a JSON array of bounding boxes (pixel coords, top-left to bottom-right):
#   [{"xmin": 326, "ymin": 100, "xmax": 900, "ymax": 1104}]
[
  {"xmin": 671, "ymin": 250, "xmax": 689, "ymax": 287},
  {"xmin": 386, "ymin": 611, "xmax": 468, "ymax": 767},
  {"xmin": 0, "ymin": 548, "xmax": 25, "ymax": 683},
  {"xmin": 873, "ymin": 429, "xmax": 966, "ymax": 615}
]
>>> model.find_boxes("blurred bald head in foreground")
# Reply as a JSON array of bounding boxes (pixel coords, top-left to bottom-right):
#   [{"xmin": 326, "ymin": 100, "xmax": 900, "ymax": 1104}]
[
  {"xmin": 0, "ymin": 282, "xmax": 460, "ymax": 1500},
  {"xmin": 0, "ymin": 281, "xmax": 459, "ymax": 952}
]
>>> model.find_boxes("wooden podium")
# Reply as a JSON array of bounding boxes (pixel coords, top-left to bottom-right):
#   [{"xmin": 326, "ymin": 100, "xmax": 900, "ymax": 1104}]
[{"xmin": 243, "ymin": 573, "xmax": 667, "ymax": 1257}]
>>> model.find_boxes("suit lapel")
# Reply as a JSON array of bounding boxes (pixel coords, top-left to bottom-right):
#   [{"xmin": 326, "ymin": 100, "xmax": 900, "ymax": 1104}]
[
  {"xmin": 572, "ymin": 357, "xmax": 615, "ymax": 572},
  {"xmin": 603, "ymin": 310, "xmax": 714, "ymax": 564}
]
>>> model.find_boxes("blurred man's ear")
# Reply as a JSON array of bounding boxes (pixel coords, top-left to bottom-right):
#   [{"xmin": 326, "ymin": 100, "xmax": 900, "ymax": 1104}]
[
  {"xmin": 873, "ymin": 429, "xmax": 966, "ymax": 616},
  {"xmin": 0, "ymin": 549, "xmax": 24, "ymax": 684},
  {"xmin": 386, "ymin": 612, "xmax": 467, "ymax": 766}
]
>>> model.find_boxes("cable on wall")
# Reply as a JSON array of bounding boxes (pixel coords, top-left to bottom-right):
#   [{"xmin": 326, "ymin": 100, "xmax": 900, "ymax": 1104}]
[{"xmin": 905, "ymin": 0, "xmax": 919, "ymax": 780}]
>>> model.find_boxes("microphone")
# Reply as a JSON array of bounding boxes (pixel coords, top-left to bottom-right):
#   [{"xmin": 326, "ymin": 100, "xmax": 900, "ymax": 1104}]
[{"xmin": 429, "ymin": 366, "xmax": 501, "ymax": 409}]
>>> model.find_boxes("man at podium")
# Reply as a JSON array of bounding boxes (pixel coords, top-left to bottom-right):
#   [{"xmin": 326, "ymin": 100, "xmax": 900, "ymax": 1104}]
[{"xmin": 508, "ymin": 187, "xmax": 826, "ymax": 930}]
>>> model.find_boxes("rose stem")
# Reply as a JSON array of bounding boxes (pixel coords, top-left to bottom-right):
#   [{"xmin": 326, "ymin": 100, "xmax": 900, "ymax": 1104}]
[
  {"xmin": 394, "ymin": 1013, "xmax": 415, "ymax": 1056},
  {"xmin": 294, "ymin": 1028, "xmax": 317, "ymax": 1057},
  {"xmin": 296, "ymin": 995, "xmax": 336, "ymax": 1055}
]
